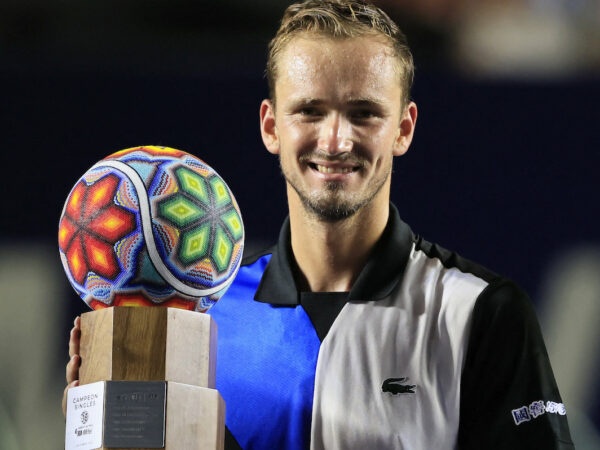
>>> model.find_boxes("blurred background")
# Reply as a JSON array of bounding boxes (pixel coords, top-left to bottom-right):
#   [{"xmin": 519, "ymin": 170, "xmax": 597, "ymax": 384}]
[{"xmin": 0, "ymin": 0, "xmax": 598, "ymax": 448}]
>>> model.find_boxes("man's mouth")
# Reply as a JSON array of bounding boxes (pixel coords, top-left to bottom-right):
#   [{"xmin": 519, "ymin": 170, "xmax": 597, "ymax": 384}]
[
  {"xmin": 301, "ymin": 152, "xmax": 364, "ymax": 175},
  {"xmin": 313, "ymin": 164, "xmax": 355, "ymax": 174}
]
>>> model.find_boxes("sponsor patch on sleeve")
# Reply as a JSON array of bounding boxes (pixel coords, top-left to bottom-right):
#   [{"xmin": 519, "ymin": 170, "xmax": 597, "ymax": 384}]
[{"xmin": 511, "ymin": 400, "xmax": 567, "ymax": 425}]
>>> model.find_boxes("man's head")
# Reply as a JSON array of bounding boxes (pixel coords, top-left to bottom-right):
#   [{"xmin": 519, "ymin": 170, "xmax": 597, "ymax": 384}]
[
  {"xmin": 266, "ymin": 0, "xmax": 414, "ymax": 110},
  {"xmin": 260, "ymin": 0, "xmax": 418, "ymax": 223}
]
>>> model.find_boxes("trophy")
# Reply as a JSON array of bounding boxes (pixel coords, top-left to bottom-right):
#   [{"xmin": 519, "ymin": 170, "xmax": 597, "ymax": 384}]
[{"xmin": 59, "ymin": 146, "xmax": 244, "ymax": 449}]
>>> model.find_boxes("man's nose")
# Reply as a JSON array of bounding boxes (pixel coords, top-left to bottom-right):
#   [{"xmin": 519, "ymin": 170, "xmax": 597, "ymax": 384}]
[{"xmin": 317, "ymin": 114, "xmax": 353, "ymax": 154}]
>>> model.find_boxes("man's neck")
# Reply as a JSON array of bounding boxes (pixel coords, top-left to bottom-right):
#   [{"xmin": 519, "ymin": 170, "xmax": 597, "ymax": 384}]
[{"xmin": 288, "ymin": 197, "xmax": 389, "ymax": 293}]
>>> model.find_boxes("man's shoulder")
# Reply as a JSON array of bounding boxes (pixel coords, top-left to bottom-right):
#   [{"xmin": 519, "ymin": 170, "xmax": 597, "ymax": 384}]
[
  {"xmin": 412, "ymin": 235, "xmax": 501, "ymax": 285},
  {"xmin": 409, "ymin": 235, "xmax": 534, "ymax": 317}
]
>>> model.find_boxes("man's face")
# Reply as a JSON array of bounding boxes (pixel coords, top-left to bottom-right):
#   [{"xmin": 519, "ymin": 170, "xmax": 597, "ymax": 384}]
[{"xmin": 260, "ymin": 35, "xmax": 416, "ymax": 221}]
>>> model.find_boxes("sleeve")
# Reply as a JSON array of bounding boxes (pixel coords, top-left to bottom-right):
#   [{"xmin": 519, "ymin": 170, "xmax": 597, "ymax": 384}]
[{"xmin": 457, "ymin": 279, "xmax": 574, "ymax": 449}]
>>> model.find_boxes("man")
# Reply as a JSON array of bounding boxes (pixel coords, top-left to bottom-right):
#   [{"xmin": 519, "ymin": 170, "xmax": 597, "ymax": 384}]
[{"xmin": 65, "ymin": 1, "xmax": 574, "ymax": 448}]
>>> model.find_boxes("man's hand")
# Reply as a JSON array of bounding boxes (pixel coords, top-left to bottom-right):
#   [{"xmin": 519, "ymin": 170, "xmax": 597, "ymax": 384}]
[{"xmin": 62, "ymin": 316, "xmax": 81, "ymax": 416}]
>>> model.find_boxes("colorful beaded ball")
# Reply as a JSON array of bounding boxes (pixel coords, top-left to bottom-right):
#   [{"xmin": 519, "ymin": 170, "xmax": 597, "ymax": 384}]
[{"xmin": 58, "ymin": 146, "xmax": 244, "ymax": 312}]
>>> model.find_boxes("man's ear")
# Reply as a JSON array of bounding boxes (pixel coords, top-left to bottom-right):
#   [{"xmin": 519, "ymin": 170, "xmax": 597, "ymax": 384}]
[
  {"xmin": 393, "ymin": 101, "xmax": 418, "ymax": 157},
  {"xmin": 260, "ymin": 99, "xmax": 280, "ymax": 155}
]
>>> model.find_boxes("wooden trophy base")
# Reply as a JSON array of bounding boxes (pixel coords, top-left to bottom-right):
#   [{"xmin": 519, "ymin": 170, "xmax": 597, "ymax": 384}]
[{"xmin": 65, "ymin": 307, "xmax": 224, "ymax": 450}]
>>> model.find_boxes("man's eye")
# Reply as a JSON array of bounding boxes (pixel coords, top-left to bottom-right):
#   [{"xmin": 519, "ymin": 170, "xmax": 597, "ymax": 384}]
[
  {"xmin": 299, "ymin": 107, "xmax": 321, "ymax": 116},
  {"xmin": 351, "ymin": 110, "xmax": 376, "ymax": 120}
]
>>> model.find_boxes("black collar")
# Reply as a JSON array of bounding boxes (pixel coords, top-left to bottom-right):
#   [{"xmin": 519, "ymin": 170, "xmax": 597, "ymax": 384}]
[{"xmin": 254, "ymin": 204, "xmax": 415, "ymax": 305}]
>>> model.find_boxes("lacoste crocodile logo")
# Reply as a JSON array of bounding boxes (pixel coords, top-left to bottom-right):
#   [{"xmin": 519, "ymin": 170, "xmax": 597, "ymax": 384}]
[{"xmin": 382, "ymin": 377, "xmax": 416, "ymax": 395}]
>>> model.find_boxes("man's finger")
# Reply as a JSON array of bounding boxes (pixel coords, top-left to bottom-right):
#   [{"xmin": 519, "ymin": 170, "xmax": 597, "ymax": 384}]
[
  {"xmin": 68, "ymin": 317, "xmax": 81, "ymax": 358},
  {"xmin": 66, "ymin": 354, "xmax": 80, "ymax": 384},
  {"xmin": 62, "ymin": 379, "xmax": 80, "ymax": 417}
]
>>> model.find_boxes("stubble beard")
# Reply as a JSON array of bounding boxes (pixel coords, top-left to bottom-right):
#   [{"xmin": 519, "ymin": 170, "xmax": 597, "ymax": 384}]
[{"xmin": 281, "ymin": 161, "xmax": 391, "ymax": 223}]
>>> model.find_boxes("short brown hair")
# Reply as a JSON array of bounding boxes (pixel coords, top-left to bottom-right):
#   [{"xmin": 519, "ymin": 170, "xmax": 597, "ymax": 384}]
[{"xmin": 266, "ymin": 0, "xmax": 414, "ymax": 108}]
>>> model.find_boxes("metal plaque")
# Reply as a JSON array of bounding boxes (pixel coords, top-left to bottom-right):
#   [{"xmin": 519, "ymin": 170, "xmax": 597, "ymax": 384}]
[{"xmin": 104, "ymin": 381, "xmax": 166, "ymax": 448}]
